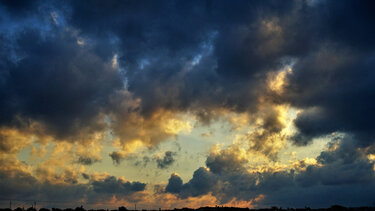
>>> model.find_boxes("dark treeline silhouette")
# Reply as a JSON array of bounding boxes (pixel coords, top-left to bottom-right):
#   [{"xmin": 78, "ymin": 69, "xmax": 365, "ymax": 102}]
[{"xmin": 1, "ymin": 205, "xmax": 375, "ymax": 211}]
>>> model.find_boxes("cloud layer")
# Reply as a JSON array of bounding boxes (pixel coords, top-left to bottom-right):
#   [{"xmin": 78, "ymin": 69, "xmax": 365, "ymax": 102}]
[
  {"xmin": 166, "ymin": 136, "xmax": 375, "ymax": 207},
  {"xmin": 1, "ymin": 0, "xmax": 375, "ymax": 208}
]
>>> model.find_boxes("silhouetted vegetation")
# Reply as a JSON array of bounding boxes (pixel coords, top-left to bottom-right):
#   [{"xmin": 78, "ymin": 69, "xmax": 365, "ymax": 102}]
[{"xmin": 1, "ymin": 205, "xmax": 375, "ymax": 211}]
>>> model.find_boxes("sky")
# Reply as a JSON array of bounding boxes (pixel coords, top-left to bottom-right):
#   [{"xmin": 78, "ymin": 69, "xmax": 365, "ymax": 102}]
[{"xmin": 1, "ymin": 0, "xmax": 375, "ymax": 209}]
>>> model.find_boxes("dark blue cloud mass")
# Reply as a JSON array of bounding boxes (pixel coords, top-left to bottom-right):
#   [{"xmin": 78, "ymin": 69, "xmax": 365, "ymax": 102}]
[
  {"xmin": 1, "ymin": 0, "xmax": 375, "ymax": 207},
  {"xmin": 0, "ymin": 167, "xmax": 146, "ymax": 206},
  {"xmin": 166, "ymin": 137, "xmax": 375, "ymax": 207},
  {"xmin": 1, "ymin": 0, "xmax": 375, "ymax": 144}
]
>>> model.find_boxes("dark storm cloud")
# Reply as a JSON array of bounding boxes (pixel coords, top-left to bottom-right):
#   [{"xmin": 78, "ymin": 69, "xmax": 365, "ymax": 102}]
[
  {"xmin": 0, "ymin": 0, "xmax": 40, "ymax": 16},
  {"xmin": 166, "ymin": 148, "xmax": 289, "ymax": 202},
  {"xmin": 287, "ymin": 47, "xmax": 375, "ymax": 146},
  {"xmin": 281, "ymin": 0, "xmax": 375, "ymax": 146},
  {"xmin": 2, "ymin": 0, "xmax": 375, "ymax": 207},
  {"xmin": 92, "ymin": 176, "xmax": 146, "ymax": 195},
  {"xmin": 166, "ymin": 136, "xmax": 375, "ymax": 206},
  {"xmin": 0, "ymin": 27, "xmax": 123, "ymax": 140},
  {"xmin": 166, "ymin": 153, "xmax": 285, "ymax": 203},
  {"xmin": 63, "ymin": 0, "xmax": 301, "ymax": 117},
  {"xmin": 1, "ymin": 0, "xmax": 375, "ymax": 147},
  {"xmin": 165, "ymin": 173, "xmax": 183, "ymax": 194},
  {"xmin": 0, "ymin": 167, "xmax": 86, "ymax": 202},
  {"xmin": 62, "ymin": 0, "xmax": 375, "ymax": 148},
  {"xmin": 165, "ymin": 167, "xmax": 219, "ymax": 199},
  {"xmin": 205, "ymin": 149, "xmax": 246, "ymax": 174},
  {"xmin": 296, "ymin": 137, "xmax": 375, "ymax": 187},
  {"xmin": 0, "ymin": 167, "xmax": 145, "ymax": 205},
  {"xmin": 0, "ymin": 168, "xmax": 39, "ymax": 198}
]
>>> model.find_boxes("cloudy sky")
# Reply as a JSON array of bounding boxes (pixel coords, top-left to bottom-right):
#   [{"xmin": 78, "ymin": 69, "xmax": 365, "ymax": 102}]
[{"xmin": 1, "ymin": 0, "xmax": 375, "ymax": 209}]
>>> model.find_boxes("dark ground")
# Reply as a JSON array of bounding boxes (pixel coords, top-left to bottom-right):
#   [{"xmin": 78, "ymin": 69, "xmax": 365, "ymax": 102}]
[{"xmin": 1, "ymin": 205, "xmax": 375, "ymax": 211}]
